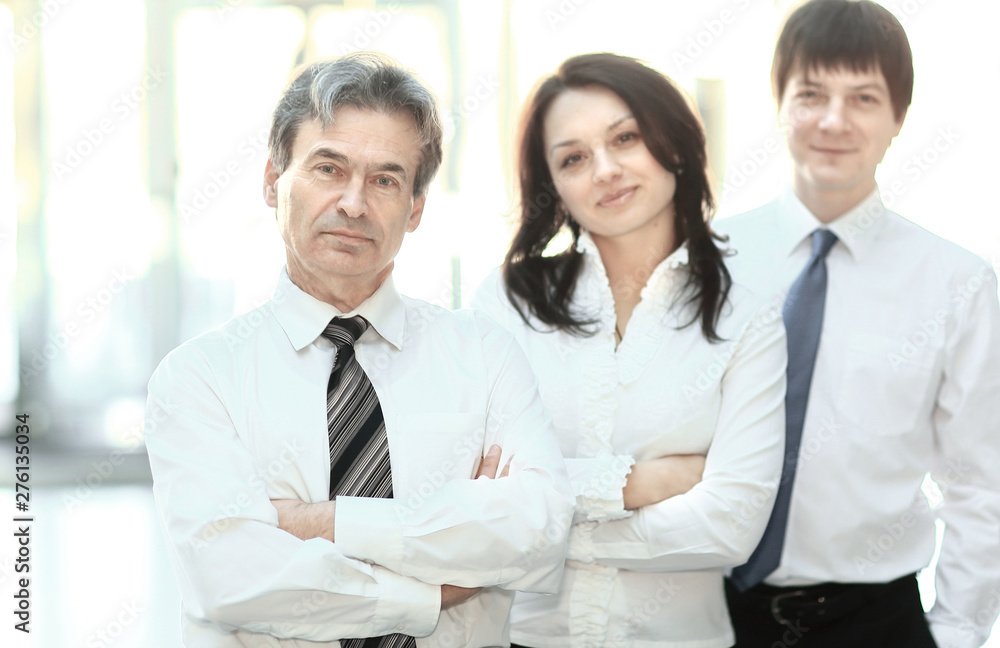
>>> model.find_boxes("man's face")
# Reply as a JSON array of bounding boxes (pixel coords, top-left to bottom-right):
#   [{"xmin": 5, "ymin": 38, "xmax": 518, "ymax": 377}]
[
  {"xmin": 779, "ymin": 65, "xmax": 903, "ymax": 203},
  {"xmin": 264, "ymin": 108, "xmax": 425, "ymax": 304}
]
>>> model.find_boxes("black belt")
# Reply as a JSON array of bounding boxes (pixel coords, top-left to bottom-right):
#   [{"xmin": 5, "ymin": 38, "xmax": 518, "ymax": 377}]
[{"xmin": 734, "ymin": 573, "xmax": 916, "ymax": 629}]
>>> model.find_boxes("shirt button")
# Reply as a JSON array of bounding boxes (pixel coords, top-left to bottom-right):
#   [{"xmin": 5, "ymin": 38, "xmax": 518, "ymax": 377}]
[{"xmin": 395, "ymin": 624, "xmax": 406, "ymax": 632}]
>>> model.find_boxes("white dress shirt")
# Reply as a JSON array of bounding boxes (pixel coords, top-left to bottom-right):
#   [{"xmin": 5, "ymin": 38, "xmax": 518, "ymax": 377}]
[
  {"xmin": 144, "ymin": 269, "xmax": 575, "ymax": 648},
  {"xmin": 471, "ymin": 233, "xmax": 787, "ymax": 648},
  {"xmin": 717, "ymin": 188, "xmax": 1000, "ymax": 648}
]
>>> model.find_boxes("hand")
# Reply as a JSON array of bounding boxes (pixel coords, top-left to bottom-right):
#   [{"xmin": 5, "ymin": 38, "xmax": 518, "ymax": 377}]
[
  {"xmin": 271, "ymin": 499, "xmax": 336, "ymax": 542},
  {"xmin": 622, "ymin": 454, "xmax": 706, "ymax": 510},
  {"xmin": 440, "ymin": 584, "xmax": 482, "ymax": 610},
  {"xmin": 475, "ymin": 444, "xmax": 512, "ymax": 479}
]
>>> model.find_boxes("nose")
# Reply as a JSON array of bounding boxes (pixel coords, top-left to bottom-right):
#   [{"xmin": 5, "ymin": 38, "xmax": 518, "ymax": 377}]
[
  {"xmin": 592, "ymin": 147, "xmax": 622, "ymax": 184},
  {"xmin": 337, "ymin": 178, "xmax": 368, "ymax": 218},
  {"xmin": 818, "ymin": 97, "xmax": 850, "ymax": 133}
]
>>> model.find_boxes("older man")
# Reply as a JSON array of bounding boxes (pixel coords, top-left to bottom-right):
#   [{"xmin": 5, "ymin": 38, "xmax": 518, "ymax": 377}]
[{"xmin": 144, "ymin": 53, "xmax": 573, "ymax": 647}]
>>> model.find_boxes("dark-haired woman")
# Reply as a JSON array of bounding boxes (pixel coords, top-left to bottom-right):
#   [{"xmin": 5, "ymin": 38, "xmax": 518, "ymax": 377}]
[{"xmin": 471, "ymin": 53, "xmax": 787, "ymax": 647}]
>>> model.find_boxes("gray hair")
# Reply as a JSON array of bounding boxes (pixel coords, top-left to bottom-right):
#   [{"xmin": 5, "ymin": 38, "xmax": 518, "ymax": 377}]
[{"xmin": 268, "ymin": 52, "xmax": 444, "ymax": 196}]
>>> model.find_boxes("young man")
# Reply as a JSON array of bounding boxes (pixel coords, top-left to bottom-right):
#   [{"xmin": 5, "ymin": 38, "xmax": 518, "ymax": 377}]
[
  {"xmin": 143, "ymin": 53, "xmax": 574, "ymax": 647},
  {"xmin": 720, "ymin": 2, "xmax": 1000, "ymax": 647}
]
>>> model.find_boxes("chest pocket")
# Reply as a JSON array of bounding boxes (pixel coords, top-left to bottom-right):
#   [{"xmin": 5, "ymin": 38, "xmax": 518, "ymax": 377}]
[
  {"xmin": 835, "ymin": 331, "xmax": 941, "ymax": 436},
  {"xmin": 388, "ymin": 413, "xmax": 486, "ymax": 509}
]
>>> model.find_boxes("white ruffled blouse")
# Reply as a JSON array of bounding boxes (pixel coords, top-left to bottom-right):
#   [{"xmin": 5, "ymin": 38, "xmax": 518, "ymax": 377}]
[{"xmin": 471, "ymin": 232, "xmax": 787, "ymax": 648}]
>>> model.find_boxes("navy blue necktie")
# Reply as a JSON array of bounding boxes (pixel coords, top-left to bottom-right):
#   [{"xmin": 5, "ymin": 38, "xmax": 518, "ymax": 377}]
[
  {"xmin": 323, "ymin": 317, "xmax": 414, "ymax": 648},
  {"xmin": 730, "ymin": 229, "xmax": 839, "ymax": 592}
]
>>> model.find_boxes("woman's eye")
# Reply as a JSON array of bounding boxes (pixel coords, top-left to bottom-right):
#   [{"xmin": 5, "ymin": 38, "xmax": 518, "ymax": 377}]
[{"xmin": 561, "ymin": 154, "xmax": 582, "ymax": 169}]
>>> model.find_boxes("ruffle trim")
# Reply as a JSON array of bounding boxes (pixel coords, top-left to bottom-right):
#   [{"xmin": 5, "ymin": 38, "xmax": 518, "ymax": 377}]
[
  {"xmin": 573, "ymin": 454, "xmax": 636, "ymax": 523},
  {"xmin": 567, "ymin": 561, "xmax": 619, "ymax": 647}
]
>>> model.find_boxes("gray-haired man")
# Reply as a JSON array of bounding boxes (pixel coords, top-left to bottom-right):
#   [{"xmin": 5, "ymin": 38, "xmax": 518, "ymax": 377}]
[{"xmin": 145, "ymin": 53, "xmax": 573, "ymax": 647}]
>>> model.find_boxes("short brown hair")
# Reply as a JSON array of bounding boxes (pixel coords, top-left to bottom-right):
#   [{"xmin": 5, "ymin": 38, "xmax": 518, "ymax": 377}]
[{"xmin": 772, "ymin": 0, "xmax": 913, "ymax": 121}]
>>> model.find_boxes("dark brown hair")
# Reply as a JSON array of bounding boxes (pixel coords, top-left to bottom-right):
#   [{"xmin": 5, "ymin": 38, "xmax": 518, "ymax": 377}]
[
  {"xmin": 772, "ymin": 0, "xmax": 913, "ymax": 121},
  {"xmin": 503, "ymin": 53, "xmax": 730, "ymax": 341}
]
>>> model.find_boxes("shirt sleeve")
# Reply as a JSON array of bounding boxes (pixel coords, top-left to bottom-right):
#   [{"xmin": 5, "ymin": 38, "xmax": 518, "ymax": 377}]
[
  {"xmin": 144, "ymin": 345, "xmax": 441, "ymax": 641},
  {"xmin": 334, "ymin": 314, "xmax": 576, "ymax": 594},
  {"xmin": 469, "ymin": 269, "xmax": 632, "ymax": 525},
  {"xmin": 566, "ymin": 301, "xmax": 787, "ymax": 571},
  {"xmin": 926, "ymin": 263, "xmax": 1000, "ymax": 648}
]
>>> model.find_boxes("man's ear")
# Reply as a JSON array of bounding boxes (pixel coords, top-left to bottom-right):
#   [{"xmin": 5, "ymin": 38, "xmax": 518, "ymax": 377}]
[
  {"xmin": 263, "ymin": 158, "xmax": 280, "ymax": 208},
  {"xmin": 406, "ymin": 193, "xmax": 426, "ymax": 233}
]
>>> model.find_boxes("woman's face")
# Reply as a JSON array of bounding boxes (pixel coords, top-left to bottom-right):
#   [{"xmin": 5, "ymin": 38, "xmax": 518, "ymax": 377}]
[{"xmin": 542, "ymin": 85, "xmax": 677, "ymax": 248}]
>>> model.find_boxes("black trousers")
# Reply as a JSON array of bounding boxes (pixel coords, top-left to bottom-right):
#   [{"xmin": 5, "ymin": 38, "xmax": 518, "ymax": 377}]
[{"xmin": 725, "ymin": 574, "xmax": 937, "ymax": 648}]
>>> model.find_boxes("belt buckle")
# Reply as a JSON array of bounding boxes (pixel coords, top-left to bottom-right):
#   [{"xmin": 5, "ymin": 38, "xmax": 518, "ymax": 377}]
[{"xmin": 769, "ymin": 589, "xmax": 810, "ymax": 627}]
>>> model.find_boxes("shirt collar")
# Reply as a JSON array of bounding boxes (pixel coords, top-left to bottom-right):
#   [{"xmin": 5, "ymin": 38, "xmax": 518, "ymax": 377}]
[
  {"xmin": 575, "ymin": 229, "xmax": 690, "ymax": 270},
  {"xmin": 779, "ymin": 186, "xmax": 887, "ymax": 261},
  {"xmin": 271, "ymin": 268, "xmax": 406, "ymax": 351}
]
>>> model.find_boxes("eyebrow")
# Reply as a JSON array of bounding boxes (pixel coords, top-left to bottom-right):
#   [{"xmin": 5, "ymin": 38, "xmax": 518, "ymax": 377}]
[
  {"xmin": 305, "ymin": 148, "xmax": 408, "ymax": 179},
  {"xmin": 798, "ymin": 79, "xmax": 888, "ymax": 94},
  {"xmin": 548, "ymin": 114, "xmax": 636, "ymax": 156}
]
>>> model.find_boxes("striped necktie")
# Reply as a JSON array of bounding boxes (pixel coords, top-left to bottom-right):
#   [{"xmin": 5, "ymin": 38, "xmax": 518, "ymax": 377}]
[
  {"xmin": 322, "ymin": 317, "xmax": 414, "ymax": 648},
  {"xmin": 730, "ymin": 228, "xmax": 839, "ymax": 591}
]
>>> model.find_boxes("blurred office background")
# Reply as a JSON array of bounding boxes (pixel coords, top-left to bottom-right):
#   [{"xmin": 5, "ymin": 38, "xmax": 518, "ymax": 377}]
[{"xmin": 0, "ymin": 0, "xmax": 998, "ymax": 646}]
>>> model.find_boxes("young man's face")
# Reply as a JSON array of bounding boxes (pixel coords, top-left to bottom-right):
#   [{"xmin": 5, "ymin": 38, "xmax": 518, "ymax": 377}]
[{"xmin": 779, "ymin": 65, "xmax": 904, "ymax": 205}]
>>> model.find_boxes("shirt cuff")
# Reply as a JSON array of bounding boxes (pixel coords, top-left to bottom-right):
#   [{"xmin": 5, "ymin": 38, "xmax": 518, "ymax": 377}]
[
  {"xmin": 370, "ymin": 565, "xmax": 441, "ymax": 638},
  {"xmin": 928, "ymin": 619, "xmax": 980, "ymax": 648},
  {"xmin": 570, "ymin": 454, "xmax": 635, "ymax": 523},
  {"xmin": 566, "ymin": 521, "xmax": 597, "ymax": 563},
  {"xmin": 335, "ymin": 496, "xmax": 402, "ymax": 566}
]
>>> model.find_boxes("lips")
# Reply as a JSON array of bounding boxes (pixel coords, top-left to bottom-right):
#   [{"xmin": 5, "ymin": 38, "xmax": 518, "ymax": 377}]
[
  {"xmin": 597, "ymin": 186, "xmax": 637, "ymax": 207},
  {"xmin": 324, "ymin": 229, "xmax": 370, "ymax": 245},
  {"xmin": 810, "ymin": 145, "xmax": 855, "ymax": 155}
]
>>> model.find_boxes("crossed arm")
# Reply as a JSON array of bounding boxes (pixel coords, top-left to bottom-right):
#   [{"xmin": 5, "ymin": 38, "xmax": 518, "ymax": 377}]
[
  {"xmin": 271, "ymin": 444, "xmax": 513, "ymax": 610},
  {"xmin": 622, "ymin": 455, "xmax": 706, "ymax": 510}
]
